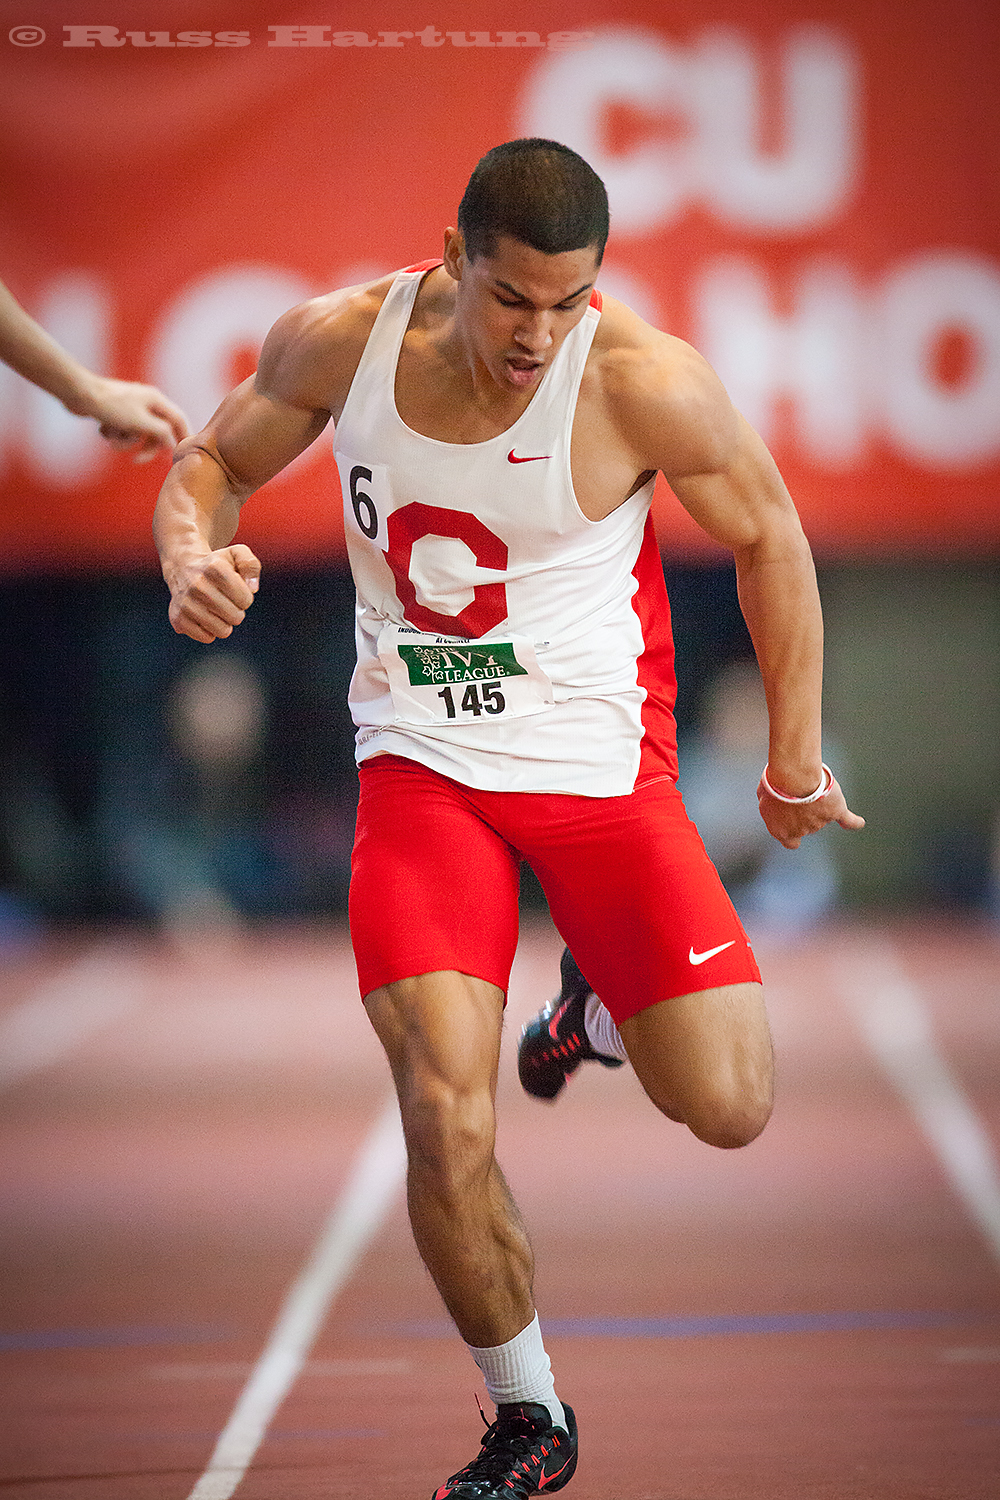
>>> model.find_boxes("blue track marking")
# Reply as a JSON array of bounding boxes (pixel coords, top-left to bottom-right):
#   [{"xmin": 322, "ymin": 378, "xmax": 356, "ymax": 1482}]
[
  {"xmin": 0, "ymin": 1324, "xmax": 234, "ymax": 1352},
  {"xmin": 369, "ymin": 1310, "xmax": 994, "ymax": 1339}
]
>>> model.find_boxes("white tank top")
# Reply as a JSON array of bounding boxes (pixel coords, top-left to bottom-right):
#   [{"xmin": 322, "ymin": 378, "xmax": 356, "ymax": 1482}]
[{"xmin": 334, "ymin": 261, "xmax": 678, "ymax": 797}]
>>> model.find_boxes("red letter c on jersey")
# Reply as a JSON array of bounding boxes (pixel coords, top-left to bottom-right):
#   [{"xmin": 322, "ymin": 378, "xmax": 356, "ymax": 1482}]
[{"xmin": 385, "ymin": 503, "xmax": 508, "ymax": 637}]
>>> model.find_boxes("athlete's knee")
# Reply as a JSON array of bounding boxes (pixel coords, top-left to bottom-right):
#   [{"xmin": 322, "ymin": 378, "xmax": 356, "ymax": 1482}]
[
  {"xmin": 686, "ymin": 1052, "xmax": 774, "ymax": 1147},
  {"xmin": 363, "ymin": 971, "xmax": 504, "ymax": 1193},
  {"xmin": 400, "ymin": 1075, "xmax": 498, "ymax": 1200},
  {"xmin": 624, "ymin": 980, "xmax": 774, "ymax": 1148},
  {"xmin": 685, "ymin": 1085, "xmax": 773, "ymax": 1149},
  {"xmin": 642, "ymin": 1069, "xmax": 773, "ymax": 1148}
]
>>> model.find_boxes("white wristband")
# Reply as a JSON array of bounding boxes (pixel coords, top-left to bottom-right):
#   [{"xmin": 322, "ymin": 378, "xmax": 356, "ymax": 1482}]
[{"xmin": 760, "ymin": 763, "xmax": 833, "ymax": 804}]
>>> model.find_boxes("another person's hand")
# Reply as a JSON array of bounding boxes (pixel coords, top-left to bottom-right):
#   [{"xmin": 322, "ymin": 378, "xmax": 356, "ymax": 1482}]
[
  {"xmin": 79, "ymin": 374, "xmax": 189, "ymax": 462},
  {"xmin": 0, "ymin": 279, "xmax": 190, "ymax": 459}
]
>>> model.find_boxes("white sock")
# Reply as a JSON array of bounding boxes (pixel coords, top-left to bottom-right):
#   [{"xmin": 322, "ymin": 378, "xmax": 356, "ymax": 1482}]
[
  {"xmin": 466, "ymin": 1313, "xmax": 566, "ymax": 1431},
  {"xmin": 583, "ymin": 991, "xmax": 629, "ymax": 1063}
]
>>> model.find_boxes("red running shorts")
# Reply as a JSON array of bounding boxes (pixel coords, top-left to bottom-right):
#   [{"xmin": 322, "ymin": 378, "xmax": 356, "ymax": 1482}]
[{"xmin": 349, "ymin": 754, "xmax": 761, "ymax": 1025}]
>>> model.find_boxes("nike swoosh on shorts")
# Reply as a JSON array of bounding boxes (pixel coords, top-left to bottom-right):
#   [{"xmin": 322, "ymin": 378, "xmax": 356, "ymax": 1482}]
[{"xmin": 688, "ymin": 941, "xmax": 737, "ymax": 965}]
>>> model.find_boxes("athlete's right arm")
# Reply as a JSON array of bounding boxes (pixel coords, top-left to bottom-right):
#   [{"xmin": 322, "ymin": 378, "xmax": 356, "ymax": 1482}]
[
  {"xmin": 153, "ymin": 381, "xmax": 327, "ymax": 643},
  {"xmin": 153, "ymin": 286, "xmax": 382, "ymax": 643}
]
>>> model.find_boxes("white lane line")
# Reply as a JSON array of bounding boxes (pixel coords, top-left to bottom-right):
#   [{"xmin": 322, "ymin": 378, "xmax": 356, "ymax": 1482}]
[
  {"xmin": 186, "ymin": 1096, "xmax": 407, "ymax": 1500},
  {"xmin": 837, "ymin": 938, "xmax": 1000, "ymax": 1268},
  {"xmin": 0, "ymin": 944, "xmax": 143, "ymax": 1090}
]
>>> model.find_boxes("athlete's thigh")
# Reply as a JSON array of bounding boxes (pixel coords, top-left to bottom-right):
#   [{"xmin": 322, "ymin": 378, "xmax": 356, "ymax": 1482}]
[
  {"xmin": 350, "ymin": 754, "xmax": 522, "ymax": 1000},
  {"xmin": 619, "ymin": 980, "xmax": 773, "ymax": 1146},
  {"xmin": 519, "ymin": 776, "xmax": 761, "ymax": 1026}
]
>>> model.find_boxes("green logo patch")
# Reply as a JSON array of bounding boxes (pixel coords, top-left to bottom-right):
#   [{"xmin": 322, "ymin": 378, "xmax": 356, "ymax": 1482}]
[{"xmin": 398, "ymin": 641, "xmax": 529, "ymax": 686}]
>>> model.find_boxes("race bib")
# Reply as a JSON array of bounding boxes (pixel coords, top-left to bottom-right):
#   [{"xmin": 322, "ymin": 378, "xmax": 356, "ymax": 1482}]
[{"xmin": 378, "ymin": 625, "xmax": 554, "ymax": 726}]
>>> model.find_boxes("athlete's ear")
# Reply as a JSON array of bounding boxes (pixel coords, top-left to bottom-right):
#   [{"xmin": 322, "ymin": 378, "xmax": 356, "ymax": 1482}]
[{"xmin": 443, "ymin": 227, "xmax": 464, "ymax": 281}]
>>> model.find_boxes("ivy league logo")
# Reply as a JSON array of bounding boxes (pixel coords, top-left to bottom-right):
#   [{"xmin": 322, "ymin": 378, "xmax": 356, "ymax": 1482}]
[{"xmin": 399, "ymin": 642, "xmax": 529, "ymax": 686}]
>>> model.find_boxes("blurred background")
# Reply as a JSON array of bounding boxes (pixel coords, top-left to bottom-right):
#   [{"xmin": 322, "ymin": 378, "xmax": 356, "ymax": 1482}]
[{"xmin": 1, "ymin": 0, "xmax": 998, "ymax": 945}]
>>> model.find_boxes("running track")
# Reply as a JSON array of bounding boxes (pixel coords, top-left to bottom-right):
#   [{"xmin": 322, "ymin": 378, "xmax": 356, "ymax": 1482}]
[{"xmin": 1, "ymin": 916, "xmax": 999, "ymax": 1499}]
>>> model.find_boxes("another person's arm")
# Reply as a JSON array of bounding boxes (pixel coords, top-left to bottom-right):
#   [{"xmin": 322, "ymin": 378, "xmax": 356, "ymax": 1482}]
[{"xmin": 0, "ymin": 279, "xmax": 189, "ymax": 461}]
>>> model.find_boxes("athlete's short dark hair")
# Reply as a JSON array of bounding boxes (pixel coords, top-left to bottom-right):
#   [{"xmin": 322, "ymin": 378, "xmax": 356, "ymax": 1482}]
[{"xmin": 458, "ymin": 139, "xmax": 609, "ymax": 263}]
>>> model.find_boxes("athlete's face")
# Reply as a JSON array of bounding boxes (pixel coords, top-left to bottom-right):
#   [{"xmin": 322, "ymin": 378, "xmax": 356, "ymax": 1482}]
[{"xmin": 446, "ymin": 231, "xmax": 601, "ymax": 394}]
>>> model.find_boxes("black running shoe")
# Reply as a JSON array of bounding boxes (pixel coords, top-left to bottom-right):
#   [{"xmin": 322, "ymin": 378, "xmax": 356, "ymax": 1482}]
[
  {"xmin": 517, "ymin": 948, "xmax": 624, "ymax": 1100},
  {"xmin": 432, "ymin": 1401, "xmax": 578, "ymax": 1499}
]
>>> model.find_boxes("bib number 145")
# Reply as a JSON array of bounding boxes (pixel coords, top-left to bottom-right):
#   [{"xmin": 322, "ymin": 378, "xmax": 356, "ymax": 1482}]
[
  {"xmin": 437, "ymin": 682, "xmax": 506, "ymax": 719},
  {"xmin": 377, "ymin": 626, "xmax": 554, "ymax": 726}
]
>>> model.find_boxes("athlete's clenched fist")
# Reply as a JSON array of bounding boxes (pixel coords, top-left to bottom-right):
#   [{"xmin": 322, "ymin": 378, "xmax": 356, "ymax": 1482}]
[{"xmin": 167, "ymin": 544, "xmax": 261, "ymax": 643}]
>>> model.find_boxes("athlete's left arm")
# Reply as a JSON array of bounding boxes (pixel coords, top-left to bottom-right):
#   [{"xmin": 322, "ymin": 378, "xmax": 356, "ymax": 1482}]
[{"xmin": 607, "ymin": 331, "xmax": 864, "ymax": 848}]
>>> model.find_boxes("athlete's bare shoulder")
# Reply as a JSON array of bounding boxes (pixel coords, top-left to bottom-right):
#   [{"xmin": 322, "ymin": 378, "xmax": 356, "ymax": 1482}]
[
  {"xmin": 588, "ymin": 294, "xmax": 741, "ymax": 480},
  {"xmin": 407, "ymin": 261, "xmax": 456, "ymax": 328},
  {"xmin": 255, "ymin": 272, "xmax": 396, "ymax": 420}
]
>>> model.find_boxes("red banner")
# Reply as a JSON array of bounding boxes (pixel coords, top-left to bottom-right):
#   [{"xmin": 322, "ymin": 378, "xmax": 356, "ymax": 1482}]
[{"xmin": 1, "ymin": 0, "xmax": 998, "ymax": 568}]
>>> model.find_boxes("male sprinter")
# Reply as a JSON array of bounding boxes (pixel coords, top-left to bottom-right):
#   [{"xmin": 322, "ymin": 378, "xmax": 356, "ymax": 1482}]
[{"xmin": 153, "ymin": 139, "xmax": 864, "ymax": 1498}]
